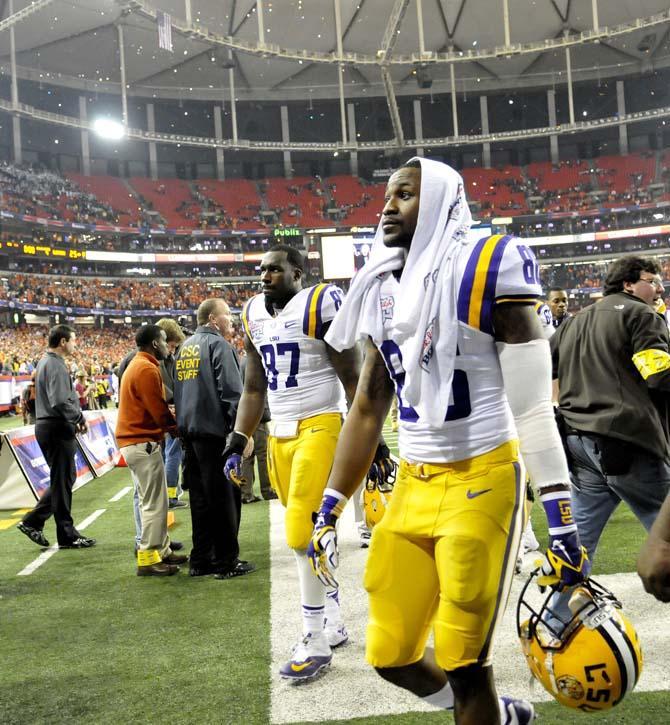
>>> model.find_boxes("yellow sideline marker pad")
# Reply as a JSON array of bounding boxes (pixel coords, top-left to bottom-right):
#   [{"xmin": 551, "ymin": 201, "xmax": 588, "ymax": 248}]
[
  {"xmin": 167, "ymin": 511, "xmax": 175, "ymax": 528},
  {"xmin": 0, "ymin": 509, "xmax": 32, "ymax": 529},
  {"xmin": 0, "ymin": 519, "xmax": 20, "ymax": 531},
  {"xmin": 108, "ymin": 486, "xmax": 132, "ymax": 503},
  {"xmin": 17, "ymin": 509, "xmax": 106, "ymax": 577}
]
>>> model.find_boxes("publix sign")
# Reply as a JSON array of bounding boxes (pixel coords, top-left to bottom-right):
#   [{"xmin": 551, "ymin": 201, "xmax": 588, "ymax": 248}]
[{"xmin": 273, "ymin": 228, "xmax": 301, "ymax": 237}]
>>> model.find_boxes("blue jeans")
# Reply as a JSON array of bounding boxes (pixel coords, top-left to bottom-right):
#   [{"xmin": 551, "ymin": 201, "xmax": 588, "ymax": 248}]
[
  {"xmin": 549, "ymin": 432, "xmax": 670, "ymax": 627},
  {"xmin": 567, "ymin": 433, "xmax": 670, "ymax": 560},
  {"xmin": 163, "ymin": 434, "xmax": 183, "ymax": 499}
]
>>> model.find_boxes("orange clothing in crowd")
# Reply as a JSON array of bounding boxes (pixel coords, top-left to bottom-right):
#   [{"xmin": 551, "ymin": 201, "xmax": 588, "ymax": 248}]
[{"xmin": 115, "ymin": 351, "xmax": 177, "ymax": 446}]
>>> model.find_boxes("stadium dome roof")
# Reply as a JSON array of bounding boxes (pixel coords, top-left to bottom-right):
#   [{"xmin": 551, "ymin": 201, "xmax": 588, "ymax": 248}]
[{"xmin": 2, "ymin": 0, "xmax": 670, "ymax": 102}]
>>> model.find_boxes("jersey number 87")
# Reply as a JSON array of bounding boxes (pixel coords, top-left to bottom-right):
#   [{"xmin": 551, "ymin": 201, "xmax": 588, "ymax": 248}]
[{"xmin": 259, "ymin": 342, "xmax": 300, "ymax": 390}]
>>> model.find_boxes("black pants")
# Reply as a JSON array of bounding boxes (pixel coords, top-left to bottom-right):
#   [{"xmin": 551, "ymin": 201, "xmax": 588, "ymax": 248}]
[
  {"xmin": 23, "ymin": 420, "xmax": 79, "ymax": 545},
  {"xmin": 183, "ymin": 438, "xmax": 242, "ymax": 571}
]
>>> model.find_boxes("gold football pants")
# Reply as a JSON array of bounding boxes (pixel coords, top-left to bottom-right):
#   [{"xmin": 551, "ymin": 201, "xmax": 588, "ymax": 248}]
[{"xmin": 364, "ymin": 440, "xmax": 524, "ymax": 672}]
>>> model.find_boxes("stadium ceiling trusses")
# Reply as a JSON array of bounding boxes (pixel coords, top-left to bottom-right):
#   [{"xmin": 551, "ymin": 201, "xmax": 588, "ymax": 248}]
[
  {"xmin": 379, "ymin": 0, "xmax": 411, "ymax": 145},
  {"xmin": 0, "ymin": 0, "xmax": 55, "ymax": 33},
  {"xmin": 119, "ymin": 0, "xmax": 670, "ymax": 67},
  {"xmin": 2, "ymin": 94, "xmax": 669, "ymax": 153}
]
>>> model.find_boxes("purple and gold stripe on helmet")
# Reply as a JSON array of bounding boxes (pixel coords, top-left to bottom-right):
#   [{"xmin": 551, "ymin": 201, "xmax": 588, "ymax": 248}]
[
  {"xmin": 302, "ymin": 283, "xmax": 328, "ymax": 338},
  {"xmin": 458, "ymin": 234, "xmax": 514, "ymax": 333}
]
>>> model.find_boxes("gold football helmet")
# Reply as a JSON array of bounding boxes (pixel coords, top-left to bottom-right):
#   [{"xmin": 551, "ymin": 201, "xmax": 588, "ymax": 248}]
[
  {"xmin": 517, "ymin": 570, "xmax": 643, "ymax": 712},
  {"xmin": 361, "ymin": 457, "xmax": 397, "ymax": 529}
]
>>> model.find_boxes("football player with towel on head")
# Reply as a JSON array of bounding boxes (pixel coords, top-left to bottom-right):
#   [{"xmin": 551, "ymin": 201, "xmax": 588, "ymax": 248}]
[
  {"xmin": 307, "ymin": 158, "xmax": 590, "ymax": 724},
  {"xmin": 222, "ymin": 244, "xmax": 392, "ymax": 682}
]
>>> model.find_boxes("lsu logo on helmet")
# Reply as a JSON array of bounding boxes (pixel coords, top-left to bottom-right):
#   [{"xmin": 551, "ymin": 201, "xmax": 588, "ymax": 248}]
[
  {"xmin": 517, "ymin": 570, "xmax": 643, "ymax": 712},
  {"xmin": 361, "ymin": 456, "xmax": 397, "ymax": 530}
]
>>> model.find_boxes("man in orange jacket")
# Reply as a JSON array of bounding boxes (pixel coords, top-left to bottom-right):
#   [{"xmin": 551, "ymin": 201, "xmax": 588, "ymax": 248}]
[{"xmin": 116, "ymin": 324, "xmax": 188, "ymax": 577}]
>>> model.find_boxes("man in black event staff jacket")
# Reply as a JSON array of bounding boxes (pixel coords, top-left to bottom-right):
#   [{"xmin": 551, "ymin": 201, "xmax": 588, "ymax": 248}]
[
  {"xmin": 173, "ymin": 298, "xmax": 255, "ymax": 580},
  {"xmin": 17, "ymin": 324, "xmax": 96, "ymax": 549}
]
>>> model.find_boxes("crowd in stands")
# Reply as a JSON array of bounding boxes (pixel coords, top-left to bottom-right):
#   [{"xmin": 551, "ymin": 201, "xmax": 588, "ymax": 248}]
[
  {"xmin": 0, "ymin": 274, "xmax": 259, "ymax": 312},
  {"xmin": 1, "ymin": 258, "xmax": 262, "ymax": 279},
  {"xmin": 2, "ymin": 153, "xmax": 669, "ymax": 236},
  {"xmin": 0, "ymin": 325, "xmax": 133, "ymax": 375},
  {"xmin": 541, "ymin": 255, "xmax": 670, "ymax": 292},
  {"xmin": 512, "ymin": 206, "xmax": 670, "ymax": 238},
  {"xmin": 0, "ymin": 162, "xmax": 121, "ymax": 225}
]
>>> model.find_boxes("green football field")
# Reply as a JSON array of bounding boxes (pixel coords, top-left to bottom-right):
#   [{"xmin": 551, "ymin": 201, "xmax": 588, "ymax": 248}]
[{"xmin": 1, "ymin": 413, "xmax": 668, "ymax": 724}]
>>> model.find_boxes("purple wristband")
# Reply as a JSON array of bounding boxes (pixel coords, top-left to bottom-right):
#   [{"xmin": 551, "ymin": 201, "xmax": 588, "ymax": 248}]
[
  {"xmin": 319, "ymin": 488, "xmax": 347, "ymax": 518},
  {"xmin": 540, "ymin": 491, "xmax": 577, "ymax": 537}
]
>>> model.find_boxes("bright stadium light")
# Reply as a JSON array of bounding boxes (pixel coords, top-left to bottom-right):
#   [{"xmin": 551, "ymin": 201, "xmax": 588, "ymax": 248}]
[{"xmin": 93, "ymin": 118, "xmax": 125, "ymax": 140}]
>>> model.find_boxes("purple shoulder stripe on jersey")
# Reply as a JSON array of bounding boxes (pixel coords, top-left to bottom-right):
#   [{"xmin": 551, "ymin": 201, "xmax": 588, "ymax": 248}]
[
  {"xmin": 314, "ymin": 285, "xmax": 329, "ymax": 340},
  {"xmin": 457, "ymin": 236, "xmax": 490, "ymax": 324},
  {"xmin": 479, "ymin": 235, "xmax": 514, "ymax": 334},
  {"xmin": 302, "ymin": 286, "xmax": 319, "ymax": 335}
]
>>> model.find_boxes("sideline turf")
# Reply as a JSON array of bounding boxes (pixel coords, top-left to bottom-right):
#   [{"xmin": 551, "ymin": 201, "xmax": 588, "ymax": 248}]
[{"xmin": 1, "ymin": 469, "xmax": 271, "ymax": 725}]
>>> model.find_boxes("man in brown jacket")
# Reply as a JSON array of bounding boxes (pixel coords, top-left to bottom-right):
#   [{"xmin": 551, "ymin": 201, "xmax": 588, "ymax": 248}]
[{"xmin": 116, "ymin": 324, "xmax": 188, "ymax": 577}]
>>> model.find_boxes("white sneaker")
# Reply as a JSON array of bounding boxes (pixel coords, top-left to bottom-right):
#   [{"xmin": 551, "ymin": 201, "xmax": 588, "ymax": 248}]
[
  {"xmin": 279, "ymin": 632, "xmax": 332, "ymax": 681},
  {"xmin": 358, "ymin": 522, "xmax": 372, "ymax": 549}
]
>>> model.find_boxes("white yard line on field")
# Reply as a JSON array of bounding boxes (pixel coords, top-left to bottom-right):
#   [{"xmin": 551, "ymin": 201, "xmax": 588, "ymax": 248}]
[
  {"xmin": 17, "ymin": 508, "xmax": 106, "ymax": 577},
  {"xmin": 109, "ymin": 486, "xmax": 132, "ymax": 502}
]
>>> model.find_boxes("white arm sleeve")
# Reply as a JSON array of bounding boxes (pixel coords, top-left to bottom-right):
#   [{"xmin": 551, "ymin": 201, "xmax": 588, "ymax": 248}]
[{"xmin": 496, "ymin": 338, "xmax": 571, "ymax": 492}]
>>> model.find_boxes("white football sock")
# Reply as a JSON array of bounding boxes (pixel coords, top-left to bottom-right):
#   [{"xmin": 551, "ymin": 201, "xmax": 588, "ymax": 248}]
[
  {"xmin": 325, "ymin": 587, "xmax": 342, "ymax": 624},
  {"xmin": 294, "ymin": 549, "xmax": 326, "ymax": 637}
]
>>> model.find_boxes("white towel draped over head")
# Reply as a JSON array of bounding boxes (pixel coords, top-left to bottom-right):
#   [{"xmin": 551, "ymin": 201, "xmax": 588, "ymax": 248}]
[{"xmin": 325, "ymin": 157, "xmax": 473, "ymax": 426}]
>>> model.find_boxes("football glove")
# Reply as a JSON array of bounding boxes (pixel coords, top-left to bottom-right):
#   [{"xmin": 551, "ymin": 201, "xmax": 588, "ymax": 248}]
[
  {"xmin": 307, "ymin": 511, "xmax": 339, "ymax": 589},
  {"xmin": 222, "ymin": 431, "xmax": 248, "ymax": 487},
  {"xmin": 367, "ymin": 441, "xmax": 396, "ymax": 488},
  {"xmin": 538, "ymin": 530, "xmax": 591, "ymax": 590}
]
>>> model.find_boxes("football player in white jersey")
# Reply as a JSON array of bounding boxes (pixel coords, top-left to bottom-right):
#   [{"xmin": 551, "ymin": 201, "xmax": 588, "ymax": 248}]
[
  {"xmin": 222, "ymin": 244, "xmax": 390, "ymax": 682},
  {"xmin": 307, "ymin": 159, "xmax": 590, "ymax": 724}
]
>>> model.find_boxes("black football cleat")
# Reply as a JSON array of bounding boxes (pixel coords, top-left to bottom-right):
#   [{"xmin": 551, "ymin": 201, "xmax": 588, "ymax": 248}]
[
  {"xmin": 59, "ymin": 536, "xmax": 96, "ymax": 549},
  {"xmin": 17, "ymin": 522, "xmax": 50, "ymax": 548}
]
